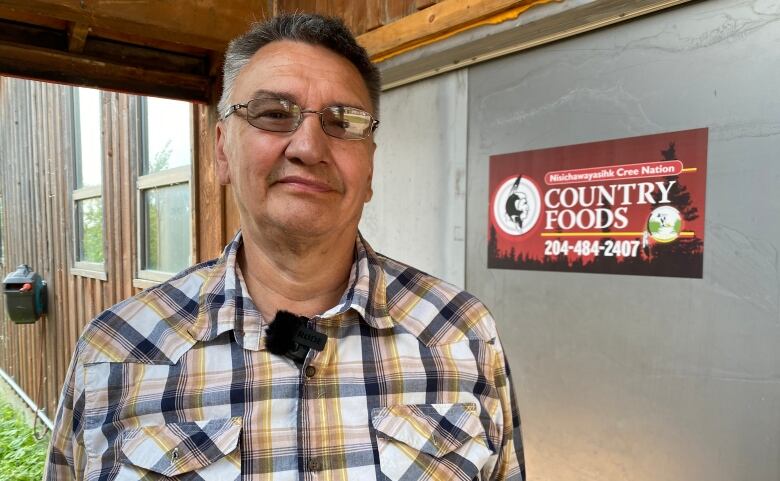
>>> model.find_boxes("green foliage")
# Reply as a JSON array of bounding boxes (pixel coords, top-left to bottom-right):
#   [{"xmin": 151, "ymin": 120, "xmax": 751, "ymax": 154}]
[
  {"xmin": 150, "ymin": 139, "xmax": 172, "ymax": 173},
  {"xmin": 144, "ymin": 139, "xmax": 171, "ymax": 270},
  {"xmin": 0, "ymin": 399, "xmax": 49, "ymax": 481},
  {"xmin": 146, "ymin": 192, "xmax": 160, "ymax": 270},
  {"xmin": 81, "ymin": 199, "xmax": 104, "ymax": 263}
]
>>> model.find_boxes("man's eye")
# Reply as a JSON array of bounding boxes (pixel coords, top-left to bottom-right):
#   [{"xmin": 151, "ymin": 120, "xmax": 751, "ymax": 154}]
[
  {"xmin": 326, "ymin": 118, "xmax": 350, "ymax": 129},
  {"xmin": 257, "ymin": 110, "xmax": 293, "ymax": 120}
]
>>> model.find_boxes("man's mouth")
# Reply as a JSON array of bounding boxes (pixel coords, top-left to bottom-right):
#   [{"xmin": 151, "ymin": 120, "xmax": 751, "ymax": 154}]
[{"xmin": 275, "ymin": 175, "xmax": 334, "ymax": 193}]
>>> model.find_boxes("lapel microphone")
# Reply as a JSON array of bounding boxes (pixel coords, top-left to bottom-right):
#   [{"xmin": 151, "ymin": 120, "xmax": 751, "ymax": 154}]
[{"xmin": 265, "ymin": 310, "xmax": 328, "ymax": 365}]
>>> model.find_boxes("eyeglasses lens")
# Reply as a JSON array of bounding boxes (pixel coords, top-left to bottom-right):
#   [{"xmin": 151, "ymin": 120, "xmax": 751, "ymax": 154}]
[
  {"xmin": 322, "ymin": 107, "xmax": 372, "ymax": 140},
  {"xmin": 246, "ymin": 98, "xmax": 300, "ymax": 132}
]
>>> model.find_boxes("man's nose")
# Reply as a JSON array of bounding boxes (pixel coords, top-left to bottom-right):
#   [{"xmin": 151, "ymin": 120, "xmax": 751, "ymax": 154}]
[{"xmin": 284, "ymin": 113, "xmax": 329, "ymax": 165}]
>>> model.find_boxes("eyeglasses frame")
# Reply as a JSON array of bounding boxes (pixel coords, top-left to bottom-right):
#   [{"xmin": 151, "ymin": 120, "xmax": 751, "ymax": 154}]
[{"xmin": 222, "ymin": 98, "xmax": 380, "ymax": 141}]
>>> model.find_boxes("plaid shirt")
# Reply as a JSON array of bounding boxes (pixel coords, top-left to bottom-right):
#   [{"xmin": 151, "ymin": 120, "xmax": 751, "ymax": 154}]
[{"xmin": 47, "ymin": 232, "xmax": 524, "ymax": 481}]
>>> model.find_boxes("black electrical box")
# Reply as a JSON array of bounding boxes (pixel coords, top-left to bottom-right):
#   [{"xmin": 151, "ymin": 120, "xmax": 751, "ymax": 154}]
[{"xmin": 3, "ymin": 265, "xmax": 47, "ymax": 324}]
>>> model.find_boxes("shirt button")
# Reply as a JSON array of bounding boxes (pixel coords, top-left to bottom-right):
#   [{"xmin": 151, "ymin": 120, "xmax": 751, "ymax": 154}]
[
  {"xmin": 305, "ymin": 366, "xmax": 316, "ymax": 378},
  {"xmin": 307, "ymin": 458, "xmax": 322, "ymax": 471}
]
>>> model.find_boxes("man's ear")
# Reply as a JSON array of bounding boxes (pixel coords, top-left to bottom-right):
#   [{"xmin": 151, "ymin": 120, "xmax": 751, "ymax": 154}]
[{"xmin": 215, "ymin": 121, "xmax": 231, "ymax": 185}]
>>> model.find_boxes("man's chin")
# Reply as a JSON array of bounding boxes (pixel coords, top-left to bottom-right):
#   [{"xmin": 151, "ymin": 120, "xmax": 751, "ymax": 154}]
[{"xmin": 258, "ymin": 214, "xmax": 344, "ymax": 240}]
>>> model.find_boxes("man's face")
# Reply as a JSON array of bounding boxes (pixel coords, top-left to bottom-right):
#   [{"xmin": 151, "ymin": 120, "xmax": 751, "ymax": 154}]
[{"xmin": 216, "ymin": 41, "xmax": 375, "ymax": 240}]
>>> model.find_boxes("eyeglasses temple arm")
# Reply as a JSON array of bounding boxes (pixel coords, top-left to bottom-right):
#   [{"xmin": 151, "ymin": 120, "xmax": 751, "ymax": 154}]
[{"xmin": 222, "ymin": 103, "xmax": 247, "ymax": 121}]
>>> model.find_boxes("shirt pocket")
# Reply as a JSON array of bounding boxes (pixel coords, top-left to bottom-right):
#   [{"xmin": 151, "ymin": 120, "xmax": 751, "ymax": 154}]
[
  {"xmin": 371, "ymin": 403, "xmax": 494, "ymax": 481},
  {"xmin": 114, "ymin": 417, "xmax": 242, "ymax": 481}
]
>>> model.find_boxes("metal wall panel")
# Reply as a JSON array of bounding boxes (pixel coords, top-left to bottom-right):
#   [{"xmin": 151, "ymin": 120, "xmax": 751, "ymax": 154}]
[
  {"xmin": 465, "ymin": 1, "xmax": 780, "ymax": 480},
  {"xmin": 361, "ymin": 69, "xmax": 468, "ymax": 286}
]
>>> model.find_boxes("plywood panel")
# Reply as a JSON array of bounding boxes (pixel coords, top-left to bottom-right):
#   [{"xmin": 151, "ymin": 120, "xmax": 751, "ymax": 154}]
[
  {"xmin": 279, "ymin": 0, "xmax": 318, "ymax": 13},
  {"xmin": 335, "ymin": 0, "xmax": 368, "ymax": 36},
  {"xmin": 384, "ymin": 0, "xmax": 416, "ymax": 24}
]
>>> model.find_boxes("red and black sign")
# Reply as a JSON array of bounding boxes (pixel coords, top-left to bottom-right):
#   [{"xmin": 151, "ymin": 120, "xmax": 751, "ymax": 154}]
[{"xmin": 488, "ymin": 128, "xmax": 707, "ymax": 278}]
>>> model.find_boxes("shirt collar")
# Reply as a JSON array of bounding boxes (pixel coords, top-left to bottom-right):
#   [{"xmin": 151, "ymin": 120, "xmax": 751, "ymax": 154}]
[{"xmin": 189, "ymin": 230, "xmax": 394, "ymax": 351}]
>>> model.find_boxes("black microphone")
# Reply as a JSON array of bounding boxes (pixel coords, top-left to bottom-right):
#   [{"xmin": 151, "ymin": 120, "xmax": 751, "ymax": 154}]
[{"xmin": 265, "ymin": 310, "xmax": 328, "ymax": 364}]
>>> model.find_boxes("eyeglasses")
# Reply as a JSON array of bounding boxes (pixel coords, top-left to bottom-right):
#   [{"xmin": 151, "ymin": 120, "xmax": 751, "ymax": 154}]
[{"xmin": 223, "ymin": 97, "xmax": 379, "ymax": 140}]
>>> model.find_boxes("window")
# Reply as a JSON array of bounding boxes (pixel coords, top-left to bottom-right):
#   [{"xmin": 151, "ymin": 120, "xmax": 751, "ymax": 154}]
[
  {"xmin": 136, "ymin": 97, "xmax": 193, "ymax": 282},
  {"xmin": 72, "ymin": 87, "xmax": 105, "ymax": 276}
]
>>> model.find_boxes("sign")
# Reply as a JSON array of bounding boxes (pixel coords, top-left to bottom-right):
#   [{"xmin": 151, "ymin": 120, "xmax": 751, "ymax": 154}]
[{"xmin": 488, "ymin": 128, "xmax": 707, "ymax": 278}]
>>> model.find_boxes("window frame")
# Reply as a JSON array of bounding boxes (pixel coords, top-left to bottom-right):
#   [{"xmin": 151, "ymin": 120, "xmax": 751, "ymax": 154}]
[
  {"xmin": 70, "ymin": 87, "xmax": 107, "ymax": 280},
  {"xmin": 133, "ymin": 96, "xmax": 196, "ymax": 286}
]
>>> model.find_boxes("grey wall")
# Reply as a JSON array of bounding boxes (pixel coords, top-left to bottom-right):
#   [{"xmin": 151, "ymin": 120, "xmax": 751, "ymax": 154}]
[
  {"xmin": 465, "ymin": 1, "xmax": 780, "ymax": 480},
  {"xmin": 362, "ymin": 69, "xmax": 468, "ymax": 287}
]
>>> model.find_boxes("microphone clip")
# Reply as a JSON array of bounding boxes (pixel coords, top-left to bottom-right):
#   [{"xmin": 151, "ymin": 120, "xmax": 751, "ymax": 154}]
[{"xmin": 265, "ymin": 310, "xmax": 328, "ymax": 364}]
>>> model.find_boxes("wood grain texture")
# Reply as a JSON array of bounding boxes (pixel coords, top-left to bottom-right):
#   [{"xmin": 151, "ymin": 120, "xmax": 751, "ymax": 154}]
[
  {"xmin": 357, "ymin": 0, "xmax": 556, "ymax": 60},
  {"xmin": 66, "ymin": 22, "xmax": 89, "ymax": 53},
  {"xmin": 384, "ymin": 0, "xmax": 416, "ymax": 24},
  {"xmin": 0, "ymin": 0, "xmax": 270, "ymax": 51},
  {"xmin": 415, "ymin": 0, "xmax": 438, "ymax": 10},
  {"xmin": 196, "ymin": 94, "xmax": 227, "ymax": 262}
]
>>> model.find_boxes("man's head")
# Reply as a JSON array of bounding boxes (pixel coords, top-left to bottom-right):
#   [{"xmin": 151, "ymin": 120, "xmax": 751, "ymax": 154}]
[
  {"xmin": 216, "ymin": 13, "xmax": 380, "ymax": 242},
  {"xmin": 219, "ymin": 13, "xmax": 381, "ymax": 120}
]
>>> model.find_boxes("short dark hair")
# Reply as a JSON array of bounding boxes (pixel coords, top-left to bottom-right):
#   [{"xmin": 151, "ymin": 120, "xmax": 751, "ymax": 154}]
[{"xmin": 219, "ymin": 13, "xmax": 381, "ymax": 118}]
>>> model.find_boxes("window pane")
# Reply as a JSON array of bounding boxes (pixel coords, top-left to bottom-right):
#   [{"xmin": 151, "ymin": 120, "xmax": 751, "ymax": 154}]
[
  {"xmin": 76, "ymin": 87, "xmax": 102, "ymax": 188},
  {"xmin": 142, "ymin": 184, "xmax": 191, "ymax": 273},
  {"xmin": 144, "ymin": 97, "xmax": 193, "ymax": 174},
  {"xmin": 76, "ymin": 198, "xmax": 104, "ymax": 263}
]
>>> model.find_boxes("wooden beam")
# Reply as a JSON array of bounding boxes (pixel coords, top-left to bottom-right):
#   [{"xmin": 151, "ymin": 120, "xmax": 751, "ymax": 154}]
[
  {"xmin": 0, "ymin": 18, "xmax": 209, "ymax": 76},
  {"xmin": 415, "ymin": 0, "xmax": 438, "ymax": 10},
  {"xmin": 0, "ymin": 0, "xmax": 269, "ymax": 51},
  {"xmin": 0, "ymin": 4, "xmax": 67, "ymax": 30},
  {"xmin": 0, "ymin": 41, "xmax": 210, "ymax": 102},
  {"xmin": 67, "ymin": 22, "xmax": 88, "ymax": 53},
  {"xmin": 195, "ymin": 84, "xmax": 227, "ymax": 262},
  {"xmin": 358, "ymin": 0, "xmax": 558, "ymax": 61},
  {"xmin": 377, "ymin": 0, "xmax": 696, "ymax": 89}
]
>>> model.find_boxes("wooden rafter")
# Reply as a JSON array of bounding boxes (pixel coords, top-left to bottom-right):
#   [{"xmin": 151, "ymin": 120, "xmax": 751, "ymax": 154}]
[
  {"xmin": 358, "ymin": 0, "xmax": 559, "ymax": 62},
  {"xmin": 0, "ymin": 19, "xmax": 211, "ymax": 102},
  {"xmin": 0, "ymin": 0, "xmax": 269, "ymax": 51},
  {"xmin": 67, "ymin": 22, "xmax": 89, "ymax": 53}
]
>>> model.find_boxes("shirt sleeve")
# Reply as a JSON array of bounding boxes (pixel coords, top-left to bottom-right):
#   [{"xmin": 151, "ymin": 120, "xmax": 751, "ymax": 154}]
[
  {"xmin": 489, "ymin": 334, "xmax": 526, "ymax": 481},
  {"xmin": 45, "ymin": 343, "xmax": 87, "ymax": 480}
]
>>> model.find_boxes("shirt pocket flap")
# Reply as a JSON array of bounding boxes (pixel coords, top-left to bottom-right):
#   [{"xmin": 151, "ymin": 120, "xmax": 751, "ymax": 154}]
[
  {"xmin": 120, "ymin": 417, "xmax": 242, "ymax": 476},
  {"xmin": 371, "ymin": 403, "xmax": 483, "ymax": 457}
]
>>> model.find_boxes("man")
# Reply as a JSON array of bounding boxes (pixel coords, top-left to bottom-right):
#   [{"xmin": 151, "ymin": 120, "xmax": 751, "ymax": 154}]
[{"xmin": 47, "ymin": 13, "xmax": 524, "ymax": 481}]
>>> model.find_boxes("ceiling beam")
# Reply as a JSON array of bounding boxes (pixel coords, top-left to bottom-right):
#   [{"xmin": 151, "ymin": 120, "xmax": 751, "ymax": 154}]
[
  {"xmin": 67, "ymin": 22, "xmax": 89, "ymax": 53},
  {"xmin": 0, "ymin": 35, "xmax": 210, "ymax": 102},
  {"xmin": 0, "ymin": 0, "xmax": 269, "ymax": 51},
  {"xmin": 358, "ymin": 0, "xmax": 558, "ymax": 61},
  {"xmin": 374, "ymin": 0, "xmax": 697, "ymax": 90}
]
